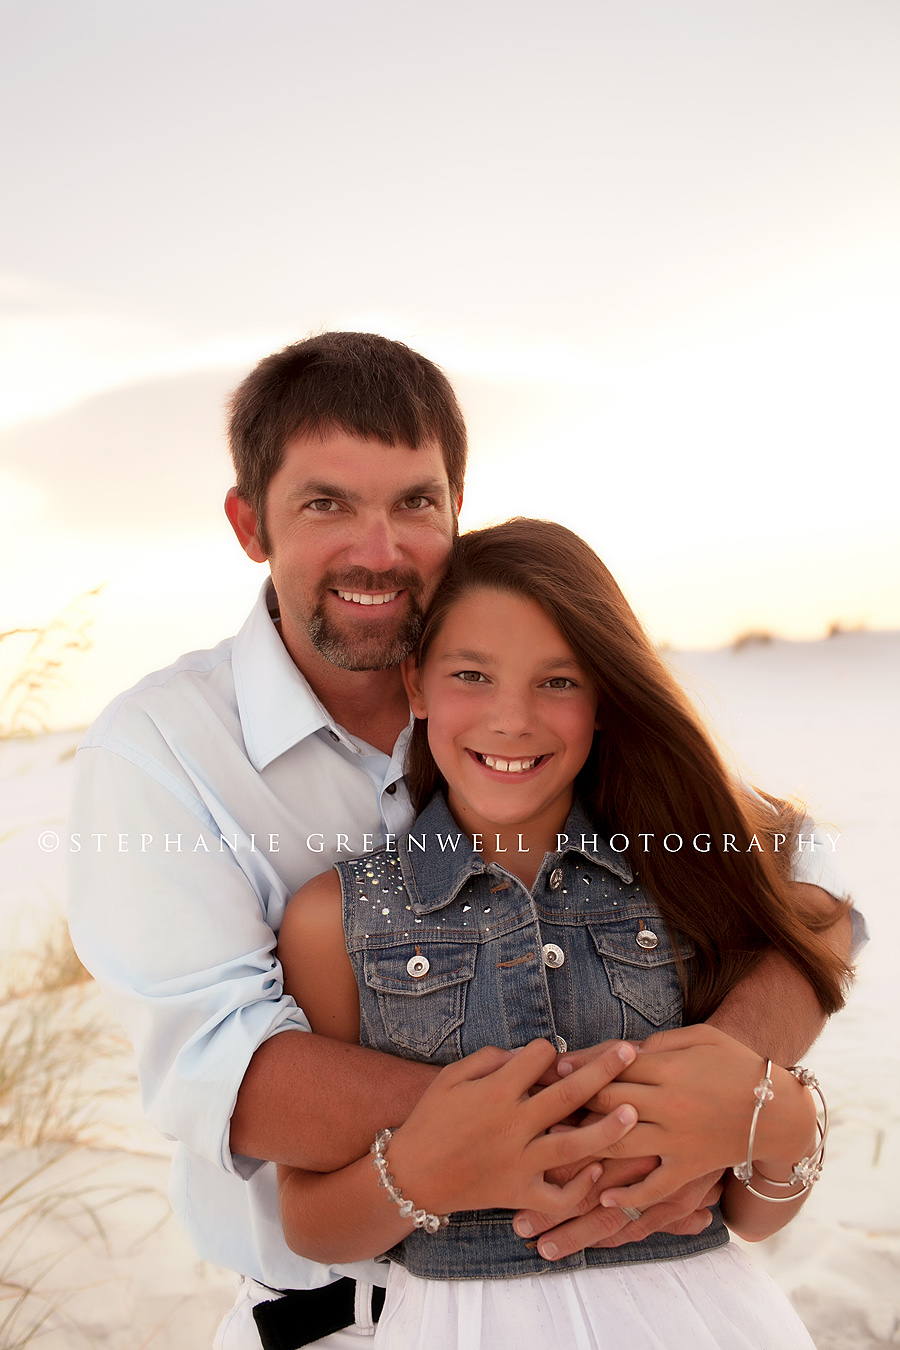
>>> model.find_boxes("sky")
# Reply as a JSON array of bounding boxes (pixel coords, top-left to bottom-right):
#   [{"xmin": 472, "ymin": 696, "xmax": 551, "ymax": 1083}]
[{"xmin": 1, "ymin": 0, "xmax": 898, "ymax": 730}]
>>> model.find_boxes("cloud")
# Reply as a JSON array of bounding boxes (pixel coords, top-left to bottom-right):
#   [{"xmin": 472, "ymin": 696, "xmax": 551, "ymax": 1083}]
[{"xmin": 0, "ymin": 368, "xmax": 244, "ymax": 534}]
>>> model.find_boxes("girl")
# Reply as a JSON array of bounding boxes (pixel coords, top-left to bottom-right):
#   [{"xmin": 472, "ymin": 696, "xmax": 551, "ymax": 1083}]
[{"xmin": 276, "ymin": 519, "xmax": 849, "ymax": 1348}]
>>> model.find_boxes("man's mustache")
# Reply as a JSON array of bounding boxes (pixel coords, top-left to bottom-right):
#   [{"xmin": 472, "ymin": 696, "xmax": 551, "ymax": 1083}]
[{"xmin": 321, "ymin": 569, "xmax": 424, "ymax": 594}]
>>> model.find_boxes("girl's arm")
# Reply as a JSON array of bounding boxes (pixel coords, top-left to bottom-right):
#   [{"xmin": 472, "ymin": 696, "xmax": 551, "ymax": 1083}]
[
  {"xmin": 276, "ymin": 868, "xmax": 362, "ymax": 1046},
  {"xmin": 275, "ymin": 871, "xmax": 640, "ymax": 1264},
  {"xmin": 568, "ymin": 1023, "xmax": 819, "ymax": 1242}
]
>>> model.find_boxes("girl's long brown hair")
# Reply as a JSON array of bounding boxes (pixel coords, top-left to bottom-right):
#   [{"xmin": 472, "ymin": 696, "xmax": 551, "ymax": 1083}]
[{"xmin": 406, "ymin": 518, "xmax": 851, "ymax": 1022}]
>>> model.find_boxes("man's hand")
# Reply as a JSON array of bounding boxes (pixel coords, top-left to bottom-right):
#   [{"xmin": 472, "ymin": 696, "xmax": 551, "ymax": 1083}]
[
  {"xmin": 512, "ymin": 1035, "xmax": 725, "ymax": 1259},
  {"xmin": 509, "ymin": 1026, "xmax": 769, "ymax": 1258},
  {"xmin": 513, "ymin": 1155, "xmax": 722, "ymax": 1259}
]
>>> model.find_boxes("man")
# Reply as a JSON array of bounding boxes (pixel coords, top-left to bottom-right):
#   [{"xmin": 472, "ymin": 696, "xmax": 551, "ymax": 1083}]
[{"xmin": 68, "ymin": 332, "xmax": 855, "ymax": 1349}]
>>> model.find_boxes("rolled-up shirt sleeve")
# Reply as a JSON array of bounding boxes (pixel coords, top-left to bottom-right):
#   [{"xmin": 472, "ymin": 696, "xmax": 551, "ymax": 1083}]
[
  {"xmin": 68, "ymin": 742, "xmax": 310, "ymax": 1177},
  {"xmin": 789, "ymin": 815, "xmax": 867, "ymax": 958}
]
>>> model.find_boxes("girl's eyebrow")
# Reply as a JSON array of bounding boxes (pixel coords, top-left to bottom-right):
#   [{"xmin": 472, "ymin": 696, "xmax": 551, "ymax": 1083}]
[
  {"xmin": 435, "ymin": 650, "xmax": 585, "ymax": 672},
  {"xmin": 436, "ymin": 648, "xmax": 495, "ymax": 664}
]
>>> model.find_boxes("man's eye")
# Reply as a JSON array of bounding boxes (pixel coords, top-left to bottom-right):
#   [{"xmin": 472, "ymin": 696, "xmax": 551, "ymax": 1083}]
[
  {"xmin": 402, "ymin": 496, "xmax": 431, "ymax": 510},
  {"xmin": 308, "ymin": 499, "xmax": 339, "ymax": 512}
]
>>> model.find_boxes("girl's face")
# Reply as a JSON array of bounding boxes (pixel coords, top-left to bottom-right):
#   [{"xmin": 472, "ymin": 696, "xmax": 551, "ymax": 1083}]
[{"xmin": 403, "ymin": 587, "xmax": 599, "ymax": 839}]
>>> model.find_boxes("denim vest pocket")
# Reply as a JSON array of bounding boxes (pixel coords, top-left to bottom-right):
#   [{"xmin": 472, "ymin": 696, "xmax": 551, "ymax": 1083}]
[
  {"xmin": 363, "ymin": 943, "xmax": 478, "ymax": 1059},
  {"xmin": 587, "ymin": 919, "xmax": 688, "ymax": 1032}
]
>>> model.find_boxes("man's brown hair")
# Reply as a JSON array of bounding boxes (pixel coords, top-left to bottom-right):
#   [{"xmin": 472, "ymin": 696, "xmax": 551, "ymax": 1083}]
[
  {"xmin": 228, "ymin": 332, "xmax": 467, "ymax": 552},
  {"xmin": 406, "ymin": 518, "xmax": 852, "ymax": 1023}
]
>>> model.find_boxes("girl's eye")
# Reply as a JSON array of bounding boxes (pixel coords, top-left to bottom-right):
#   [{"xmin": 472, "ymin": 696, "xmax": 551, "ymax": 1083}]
[
  {"xmin": 544, "ymin": 677, "xmax": 576, "ymax": 690},
  {"xmin": 454, "ymin": 670, "xmax": 487, "ymax": 683}
]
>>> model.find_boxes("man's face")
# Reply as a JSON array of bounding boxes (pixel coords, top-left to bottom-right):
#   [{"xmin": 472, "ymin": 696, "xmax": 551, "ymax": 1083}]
[{"xmin": 255, "ymin": 429, "xmax": 458, "ymax": 672}]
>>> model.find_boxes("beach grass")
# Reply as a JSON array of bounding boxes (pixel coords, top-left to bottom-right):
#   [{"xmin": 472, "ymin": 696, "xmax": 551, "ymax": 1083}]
[{"xmin": 0, "ymin": 926, "xmax": 146, "ymax": 1347}]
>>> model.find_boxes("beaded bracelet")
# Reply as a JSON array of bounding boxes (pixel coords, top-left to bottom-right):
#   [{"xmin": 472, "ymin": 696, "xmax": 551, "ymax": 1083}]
[
  {"xmin": 733, "ymin": 1063, "xmax": 828, "ymax": 1203},
  {"xmin": 370, "ymin": 1128, "xmax": 450, "ymax": 1234}
]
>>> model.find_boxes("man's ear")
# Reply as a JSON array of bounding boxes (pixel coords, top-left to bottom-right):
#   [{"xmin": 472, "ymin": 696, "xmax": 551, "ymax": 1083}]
[
  {"xmin": 225, "ymin": 488, "xmax": 268, "ymax": 563},
  {"xmin": 401, "ymin": 656, "xmax": 428, "ymax": 719}
]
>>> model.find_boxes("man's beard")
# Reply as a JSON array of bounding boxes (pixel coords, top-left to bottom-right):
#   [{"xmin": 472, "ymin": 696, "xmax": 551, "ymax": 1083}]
[{"xmin": 307, "ymin": 570, "xmax": 427, "ymax": 671}]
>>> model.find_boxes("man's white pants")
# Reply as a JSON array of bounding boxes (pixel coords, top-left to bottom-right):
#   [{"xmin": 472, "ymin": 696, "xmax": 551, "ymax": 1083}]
[{"xmin": 213, "ymin": 1277, "xmax": 377, "ymax": 1349}]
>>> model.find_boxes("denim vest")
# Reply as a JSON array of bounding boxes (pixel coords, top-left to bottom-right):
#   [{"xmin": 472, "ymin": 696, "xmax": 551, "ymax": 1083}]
[{"xmin": 337, "ymin": 792, "xmax": 728, "ymax": 1280}]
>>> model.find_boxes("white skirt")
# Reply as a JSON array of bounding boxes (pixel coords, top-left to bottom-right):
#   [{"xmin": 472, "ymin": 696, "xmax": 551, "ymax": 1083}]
[{"xmin": 373, "ymin": 1245, "xmax": 815, "ymax": 1350}]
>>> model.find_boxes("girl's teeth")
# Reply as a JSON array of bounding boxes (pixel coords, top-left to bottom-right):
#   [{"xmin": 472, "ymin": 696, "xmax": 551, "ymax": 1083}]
[{"xmin": 480, "ymin": 754, "xmax": 539, "ymax": 773}]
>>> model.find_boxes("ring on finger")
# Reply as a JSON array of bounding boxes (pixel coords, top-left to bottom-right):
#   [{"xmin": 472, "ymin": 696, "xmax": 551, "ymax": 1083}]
[{"xmin": 620, "ymin": 1206, "xmax": 642, "ymax": 1222}]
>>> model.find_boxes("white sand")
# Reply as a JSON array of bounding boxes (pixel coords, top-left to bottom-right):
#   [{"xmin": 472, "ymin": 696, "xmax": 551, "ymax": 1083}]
[{"xmin": 0, "ymin": 630, "xmax": 897, "ymax": 1347}]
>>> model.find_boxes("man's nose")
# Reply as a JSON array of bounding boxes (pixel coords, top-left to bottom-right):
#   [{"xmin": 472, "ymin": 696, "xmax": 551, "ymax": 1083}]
[{"xmin": 344, "ymin": 514, "xmax": 405, "ymax": 573}]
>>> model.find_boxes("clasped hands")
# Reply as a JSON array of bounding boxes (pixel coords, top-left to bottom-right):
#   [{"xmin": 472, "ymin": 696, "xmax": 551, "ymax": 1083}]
[{"xmin": 388, "ymin": 1025, "xmax": 769, "ymax": 1262}]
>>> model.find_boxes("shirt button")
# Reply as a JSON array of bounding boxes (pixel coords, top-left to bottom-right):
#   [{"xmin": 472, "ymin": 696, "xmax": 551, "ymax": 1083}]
[
  {"xmin": 548, "ymin": 867, "xmax": 564, "ymax": 890},
  {"xmin": 406, "ymin": 955, "xmax": 430, "ymax": 978},
  {"xmin": 555, "ymin": 1036, "xmax": 568, "ymax": 1053},
  {"xmin": 542, "ymin": 943, "xmax": 565, "ymax": 969},
  {"xmin": 385, "ymin": 782, "xmax": 397, "ymax": 795},
  {"xmin": 328, "ymin": 730, "xmax": 340, "ymax": 742},
  {"xmin": 636, "ymin": 927, "xmax": 659, "ymax": 950}
]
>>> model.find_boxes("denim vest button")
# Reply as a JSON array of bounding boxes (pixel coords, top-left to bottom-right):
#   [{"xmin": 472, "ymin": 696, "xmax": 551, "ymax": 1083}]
[
  {"xmin": 548, "ymin": 867, "xmax": 564, "ymax": 890},
  {"xmin": 555, "ymin": 1036, "xmax": 568, "ymax": 1053},
  {"xmin": 636, "ymin": 927, "xmax": 659, "ymax": 950},
  {"xmin": 407, "ymin": 955, "xmax": 431, "ymax": 977},
  {"xmin": 542, "ymin": 943, "xmax": 565, "ymax": 969}
]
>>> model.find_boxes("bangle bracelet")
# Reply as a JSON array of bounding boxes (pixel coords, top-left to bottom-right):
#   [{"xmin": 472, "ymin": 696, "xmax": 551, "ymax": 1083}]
[
  {"xmin": 733, "ymin": 1059, "xmax": 774, "ymax": 1184},
  {"xmin": 733, "ymin": 1063, "xmax": 828, "ymax": 1203},
  {"xmin": 370, "ymin": 1128, "xmax": 450, "ymax": 1235}
]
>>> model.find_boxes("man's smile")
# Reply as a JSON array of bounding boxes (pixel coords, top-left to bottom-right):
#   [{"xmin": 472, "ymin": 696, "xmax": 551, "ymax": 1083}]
[{"xmin": 333, "ymin": 589, "xmax": 402, "ymax": 607}]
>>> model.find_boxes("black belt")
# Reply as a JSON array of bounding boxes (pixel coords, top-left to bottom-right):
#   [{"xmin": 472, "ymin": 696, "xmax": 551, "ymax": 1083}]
[{"xmin": 252, "ymin": 1278, "xmax": 386, "ymax": 1350}]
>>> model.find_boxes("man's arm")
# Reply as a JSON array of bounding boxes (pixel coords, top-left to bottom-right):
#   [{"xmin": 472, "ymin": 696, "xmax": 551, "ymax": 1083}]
[
  {"xmin": 231, "ymin": 1029, "xmax": 438, "ymax": 1170},
  {"xmin": 68, "ymin": 739, "xmax": 331, "ymax": 1178},
  {"xmin": 706, "ymin": 901, "xmax": 853, "ymax": 1060},
  {"xmin": 69, "ymin": 739, "xmax": 444, "ymax": 1180}
]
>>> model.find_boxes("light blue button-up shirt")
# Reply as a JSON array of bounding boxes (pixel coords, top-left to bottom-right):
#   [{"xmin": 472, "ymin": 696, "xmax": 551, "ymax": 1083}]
[
  {"xmin": 68, "ymin": 579, "xmax": 412, "ymax": 1289},
  {"xmin": 66, "ymin": 579, "xmax": 858, "ymax": 1289}
]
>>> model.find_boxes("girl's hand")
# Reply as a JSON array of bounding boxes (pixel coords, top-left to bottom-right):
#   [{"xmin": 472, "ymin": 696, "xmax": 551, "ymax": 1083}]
[
  {"xmin": 383, "ymin": 1039, "xmax": 639, "ymax": 1218},
  {"xmin": 555, "ymin": 1024, "xmax": 816, "ymax": 1213}
]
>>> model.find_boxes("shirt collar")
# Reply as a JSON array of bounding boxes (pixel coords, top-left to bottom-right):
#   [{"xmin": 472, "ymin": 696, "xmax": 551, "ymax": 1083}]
[
  {"xmin": 399, "ymin": 793, "xmax": 633, "ymax": 915},
  {"xmin": 232, "ymin": 579, "xmax": 336, "ymax": 771}
]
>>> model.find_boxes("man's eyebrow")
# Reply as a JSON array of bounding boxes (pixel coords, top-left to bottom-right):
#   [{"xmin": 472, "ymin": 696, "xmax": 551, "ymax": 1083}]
[
  {"xmin": 401, "ymin": 479, "xmax": 448, "ymax": 499},
  {"xmin": 286, "ymin": 481, "xmax": 358, "ymax": 504},
  {"xmin": 286, "ymin": 478, "xmax": 448, "ymax": 505}
]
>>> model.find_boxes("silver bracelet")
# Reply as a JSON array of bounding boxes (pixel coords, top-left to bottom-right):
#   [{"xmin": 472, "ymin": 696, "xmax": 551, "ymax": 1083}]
[
  {"xmin": 733, "ymin": 1063, "xmax": 828, "ymax": 1203},
  {"xmin": 370, "ymin": 1128, "xmax": 449, "ymax": 1234}
]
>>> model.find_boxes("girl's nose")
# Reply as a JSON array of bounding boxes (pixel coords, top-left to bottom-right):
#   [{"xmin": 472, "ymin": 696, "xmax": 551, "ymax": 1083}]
[{"xmin": 486, "ymin": 689, "xmax": 536, "ymax": 738}]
